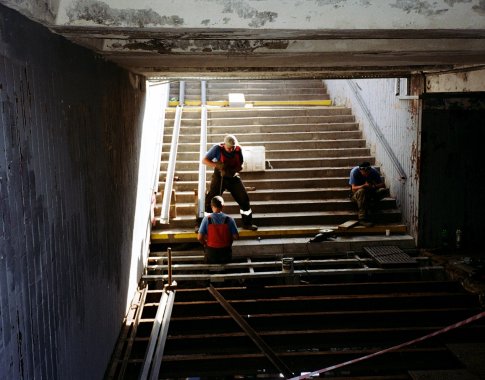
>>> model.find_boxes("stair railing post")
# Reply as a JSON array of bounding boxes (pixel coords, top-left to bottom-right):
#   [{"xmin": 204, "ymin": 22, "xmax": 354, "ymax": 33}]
[
  {"xmin": 197, "ymin": 105, "xmax": 208, "ymax": 219},
  {"xmin": 167, "ymin": 247, "xmax": 172, "ymax": 286},
  {"xmin": 160, "ymin": 105, "xmax": 183, "ymax": 224},
  {"xmin": 201, "ymin": 80, "xmax": 207, "ymax": 105},
  {"xmin": 179, "ymin": 81, "xmax": 185, "ymax": 106}
]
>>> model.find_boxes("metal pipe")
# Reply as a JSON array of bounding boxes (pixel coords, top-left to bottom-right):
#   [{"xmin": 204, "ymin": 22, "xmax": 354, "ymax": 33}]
[
  {"xmin": 209, "ymin": 285, "xmax": 294, "ymax": 378},
  {"xmin": 201, "ymin": 80, "xmax": 207, "ymax": 105},
  {"xmin": 179, "ymin": 81, "xmax": 185, "ymax": 105},
  {"xmin": 160, "ymin": 105, "xmax": 183, "ymax": 224},
  {"xmin": 149, "ymin": 290, "xmax": 176, "ymax": 380},
  {"xmin": 167, "ymin": 247, "xmax": 172, "ymax": 286},
  {"xmin": 138, "ymin": 291, "xmax": 168, "ymax": 380},
  {"xmin": 197, "ymin": 106, "xmax": 208, "ymax": 218}
]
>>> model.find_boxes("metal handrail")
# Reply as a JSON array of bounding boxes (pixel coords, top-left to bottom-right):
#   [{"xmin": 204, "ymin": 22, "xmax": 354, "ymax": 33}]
[
  {"xmin": 138, "ymin": 287, "xmax": 176, "ymax": 380},
  {"xmin": 148, "ymin": 289, "xmax": 175, "ymax": 380},
  {"xmin": 197, "ymin": 105, "xmax": 208, "ymax": 218},
  {"xmin": 138, "ymin": 291, "xmax": 168, "ymax": 380},
  {"xmin": 160, "ymin": 105, "xmax": 183, "ymax": 224},
  {"xmin": 348, "ymin": 80, "xmax": 407, "ymax": 180},
  {"xmin": 201, "ymin": 80, "xmax": 207, "ymax": 105},
  {"xmin": 179, "ymin": 80, "xmax": 185, "ymax": 105}
]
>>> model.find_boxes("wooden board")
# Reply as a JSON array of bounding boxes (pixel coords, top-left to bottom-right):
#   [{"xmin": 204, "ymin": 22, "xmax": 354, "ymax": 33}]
[{"xmin": 338, "ymin": 220, "xmax": 359, "ymax": 230}]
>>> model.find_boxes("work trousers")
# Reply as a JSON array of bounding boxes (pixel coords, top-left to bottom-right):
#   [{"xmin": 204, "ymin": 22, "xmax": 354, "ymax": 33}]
[
  {"xmin": 351, "ymin": 187, "xmax": 389, "ymax": 219},
  {"xmin": 205, "ymin": 170, "xmax": 253, "ymax": 226},
  {"xmin": 204, "ymin": 246, "xmax": 232, "ymax": 264}
]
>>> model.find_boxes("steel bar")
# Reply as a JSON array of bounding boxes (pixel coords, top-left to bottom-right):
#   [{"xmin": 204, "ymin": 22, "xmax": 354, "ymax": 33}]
[
  {"xmin": 119, "ymin": 286, "xmax": 148, "ymax": 379},
  {"xmin": 139, "ymin": 291, "xmax": 169, "ymax": 380},
  {"xmin": 149, "ymin": 290, "xmax": 176, "ymax": 380},
  {"xmin": 167, "ymin": 248, "xmax": 172, "ymax": 286},
  {"xmin": 147, "ymin": 258, "xmax": 374, "ymax": 271},
  {"xmin": 208, "ymin": 285, "xmax": 294, "ymax": 378},
  {"xmin": 142, "ymin": 265, "xmax": 444, "ymax": 281}
]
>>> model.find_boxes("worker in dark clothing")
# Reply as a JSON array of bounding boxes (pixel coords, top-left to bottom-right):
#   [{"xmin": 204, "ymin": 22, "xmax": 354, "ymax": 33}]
[
  {"xmin": 202, "ymin": 134, "xmax": 258, "ymax": 230},
  {"xmin": 197, "ymin": 196, "xmax": 239, "ymax": 264},
  {"xmin": 349, "ymin": 161, "xmax": 390, "ymax": 226}
]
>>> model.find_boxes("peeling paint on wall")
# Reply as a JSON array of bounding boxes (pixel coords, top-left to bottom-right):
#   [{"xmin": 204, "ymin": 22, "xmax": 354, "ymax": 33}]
[
  {"xmin": 221, "ymin": 0, "xmax": 277, "ymax": 27},
  {"xmin": 66, "ymin": 0, "xmax": 183, "ymax": 27},
  {"xmin": 390, "ymin": 0, "xmax": 449, "ymax": 16},
  {"xmin": 426, "ymin": 68, "xmax": 485, "ymax": 92},
  {"xmin": 314, "ymin": 0, "xmax": 351, "ymax": 8},
  {"xmin": 472, "ymin": 0, "xmax": 485, "ymax": 14},
  {"xmin": 106, "ymin": 38, "xmax": 290, "ymax": 54},
  {"xmin": 7, "ymin": 0, "xmax": 485, "ymax": 29},
  {"xmin": 445, "ymin": 0, "xmax": 472, "ymax": 6}
]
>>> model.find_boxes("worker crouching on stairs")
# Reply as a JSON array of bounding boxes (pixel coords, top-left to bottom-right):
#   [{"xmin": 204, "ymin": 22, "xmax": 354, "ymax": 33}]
[
  {"xmin": 349, "ymin": 161, "xmax": 390, "ymax": 227},
  {"xmin": 197, "ymin": 196, "xmax": 239, "ymax": 264},
  {"xmin": 202, "ymin": 134, "xmax": 258, "ymax": 230}
]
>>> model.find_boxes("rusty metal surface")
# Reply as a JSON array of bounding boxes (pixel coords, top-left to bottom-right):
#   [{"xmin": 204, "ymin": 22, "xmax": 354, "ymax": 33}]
[
  {"xmin": 208, "ymin": 285, "xmax": 294, "ymax": 378},
  {"xmin": 111, "ymin": 275, "xmax": 485, "ymax": 379},
  {"xmin": 364, "ymin": 246, "xmax": 418, "ymax": 267}
]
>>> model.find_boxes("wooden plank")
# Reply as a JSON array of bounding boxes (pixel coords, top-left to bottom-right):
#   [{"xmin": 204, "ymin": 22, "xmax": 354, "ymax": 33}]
[{"xmin": 338, "ymin": 220, "xmax": 359, "ymax": 230}]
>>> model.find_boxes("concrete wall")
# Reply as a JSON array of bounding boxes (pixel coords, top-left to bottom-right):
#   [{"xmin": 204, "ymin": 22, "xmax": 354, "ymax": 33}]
[
  {"xmin": 55, "ymin": 0, "xmax": 485, "ymax": 29},
  {"xmin": 426, "ymin": 68, "xmax": 485, "ymax": 93},
  {"xmin": 325, "ymin": 78, "xmax": 421, "ymax": 242},
  {"xmin": 0, "ymin": 4, "xmax": 152, "ymax": 379}
]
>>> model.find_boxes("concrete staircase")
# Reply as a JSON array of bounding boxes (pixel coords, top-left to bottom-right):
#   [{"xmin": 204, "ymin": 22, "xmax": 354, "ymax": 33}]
[
  {"xmin": 207, "ymin": 79, "xmax": 332, "ymax": 102},
  {"xmin": 169, "ymin": 79, "xmax": 332, "ymax": 105},
  {"xmin": 153, "ymin": 80, "xmax": 413, "ymax": 254},
  {"xmin": 125, "ymin": 82, "xmax": 485, "ymax": 380}
]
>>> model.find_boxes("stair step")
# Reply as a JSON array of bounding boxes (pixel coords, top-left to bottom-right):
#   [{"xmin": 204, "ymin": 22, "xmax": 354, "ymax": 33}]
[
  {"xmin": 156, "ymin": 187, "xmax": 355, "ymax": 203},
  {"xmin": 161, "ymin": 167, "xmax": 373, "ymax": 181},
  {"xmin": 158, "ymin": 80, "xmax": 409, "ymax": 253},
  {"xmin": 155, "ymin": 198, "xmax": 397, "ymax": 217},
  {"xmin": 166, "ymin": 141, "xmax": 366, "ymax": 152},
  {"xmin": 207, "ymin": 115, "xmax": 355, "ymax": 126},
  {"xmin": 160, "ymin": 177, "xmax": 355, "ymax": 192},
  {"xmin": 151, "ymin": 223, "xmax": 408, "ymax": 241},
  {"xmin": 163, "ymin": 131, "xmax": 363, "ymax": 145},
  {"xmin": 162, "ymin": 148, "xmax": 371, "ymax": 162},
  {"xmin": 154, "ymin": 209, "xmax": 402, "ymax": 229},
  {"xmin": 163, "ymin": 157, "xmax": 374, "ymax": 171},
  {"xmin": 165, "ymin": 123, "xmax": 360, "ymax": 134}
]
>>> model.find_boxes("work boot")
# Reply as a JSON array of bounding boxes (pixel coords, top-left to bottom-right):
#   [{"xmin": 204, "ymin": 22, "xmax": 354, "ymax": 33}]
[
  {"xmin": 376, "ymin": 187, "xmax": 390, "ymax": 199},
  {"xmin": 358, "ymin": 219, "xmax": 374, "ymax": 227},
  {"xmin": 242, "ymin": 224, "xmax": 258, "ymax": 231},
  {"xmin": 241, "ymin": 212, "xmax": 258, "ymax": 230}
]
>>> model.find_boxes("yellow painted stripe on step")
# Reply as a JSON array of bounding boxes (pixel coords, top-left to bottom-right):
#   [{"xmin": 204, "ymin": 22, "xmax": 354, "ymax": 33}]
[
  {"xmin": 251, "ymin": 100, "xmax": 332, "ymax": 106},
  {"xmin": 151, "ymin": 224, "xmax": 407, "ymax": 242},
  {"xmin": 167, "ymin": 100, "xmax": 331, "ymax": 107},
  {"xmin": 150, "ymin": 228, "xmax": 322, "ymax": 242},
  {"xmin": 168, "ymin": 100, "xmax": 229, "ymax": 107}
]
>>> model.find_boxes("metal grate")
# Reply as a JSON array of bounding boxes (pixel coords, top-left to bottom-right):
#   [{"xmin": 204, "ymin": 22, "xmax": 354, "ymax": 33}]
[{"xmin": 363, "ymin": 246, "xmax": 417, "ymax": 267}]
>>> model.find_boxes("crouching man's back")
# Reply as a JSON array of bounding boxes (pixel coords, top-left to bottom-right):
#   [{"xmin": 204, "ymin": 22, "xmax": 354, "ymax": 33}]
[{"xmin": 197, "ymin": 196, "xmax": 239, "ymax": 264}]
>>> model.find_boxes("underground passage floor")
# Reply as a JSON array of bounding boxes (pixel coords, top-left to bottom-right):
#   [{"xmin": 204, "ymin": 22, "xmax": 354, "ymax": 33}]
[{"xmin": 105, "ymin": 246, "xmax": 485, "ymax": 380}]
